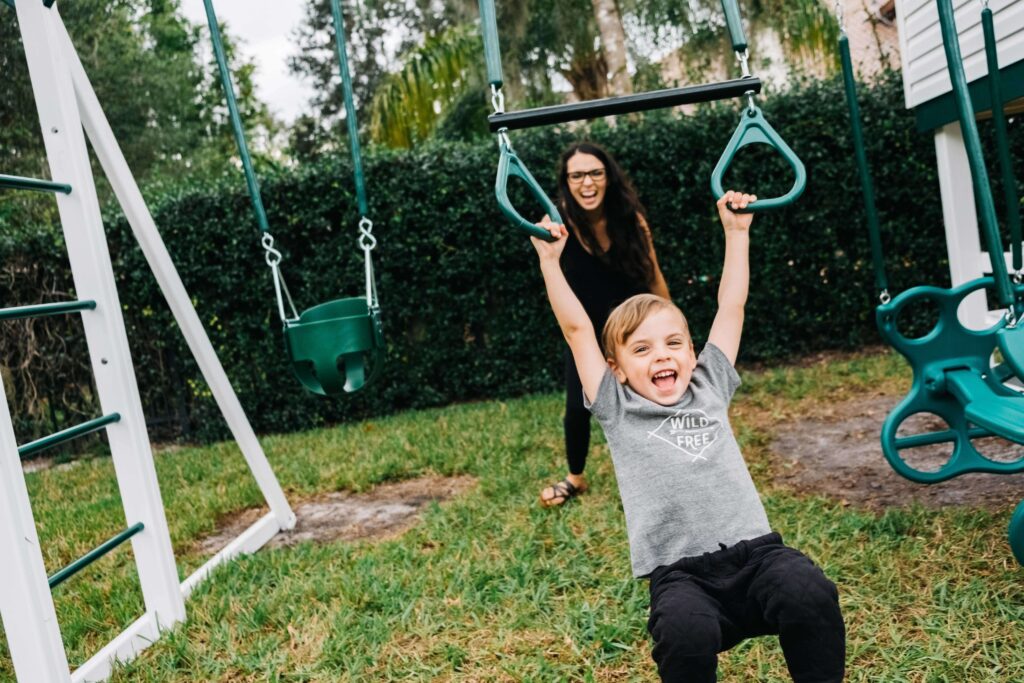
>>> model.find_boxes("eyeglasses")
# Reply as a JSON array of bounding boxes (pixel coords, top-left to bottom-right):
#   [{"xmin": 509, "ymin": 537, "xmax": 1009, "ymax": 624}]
[{"xmin": 567, "ymin": 168, "xmax": 606, "ymax": 184}]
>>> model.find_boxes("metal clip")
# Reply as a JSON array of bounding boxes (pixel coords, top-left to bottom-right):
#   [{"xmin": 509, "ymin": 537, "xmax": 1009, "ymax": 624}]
[
  {"xmin": 497, "ymin": 127, "xmax": 512, "ymax": 150},
  {"xmin": 261, "ymin": 232, "xmax": 282, "ymax": 267},
  {"xmin": 358, "ymin": 216, "xmax": 377, "ymax": 252},
  {"xmin": 490, "ymin": 84, "xmax": 505, "ymax": 115},
  {"xmin": 834, "ymin": 1, "xmax": 846, "ymax": 34},
  {"xmin": 879, "ymin": 289, "xmax": 892, "ymax": 305},
  {"xmin": 735, "ymin": 50, "xmax": 751, "ymax": 79}
]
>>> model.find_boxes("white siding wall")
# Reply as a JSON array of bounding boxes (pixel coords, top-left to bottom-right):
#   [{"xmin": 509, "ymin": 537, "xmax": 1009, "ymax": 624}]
[{"xmin": 897, "ymin": 0, "xmax": 1024, "ymax": 109}]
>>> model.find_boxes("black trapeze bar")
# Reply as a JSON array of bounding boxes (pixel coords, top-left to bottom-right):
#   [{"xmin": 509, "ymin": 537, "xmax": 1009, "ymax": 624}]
[{"xmin": 488, "ymin": 77, "xmax": 762, "ymax": 132}]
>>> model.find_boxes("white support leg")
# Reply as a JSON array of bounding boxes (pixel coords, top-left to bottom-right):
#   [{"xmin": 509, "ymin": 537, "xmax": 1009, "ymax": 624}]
[
  {"xmin": 16, "ymin": 0, "xmax": 185, "ymax": 667},
  {"xmin": 55, "ymin": 19, "xmax": 296, "ymax": 536},
  {"xmin": 934, "ymin": 122, "xmax": 994, "ymax": 329},
  {"xmin": 0, "ymin": 389, "xmax": 70, "ymax": 683}
]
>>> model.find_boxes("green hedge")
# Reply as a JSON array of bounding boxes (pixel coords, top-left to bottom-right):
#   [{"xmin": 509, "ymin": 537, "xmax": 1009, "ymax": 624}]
[{"xmin": 3, "ymin": 72, "xmax": 1021, "ymax": 444}]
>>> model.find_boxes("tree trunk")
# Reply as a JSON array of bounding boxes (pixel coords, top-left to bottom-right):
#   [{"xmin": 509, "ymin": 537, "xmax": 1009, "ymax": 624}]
[{"xmin": 590, "ymin": 0, "xmax": 631, "ymax": 95}]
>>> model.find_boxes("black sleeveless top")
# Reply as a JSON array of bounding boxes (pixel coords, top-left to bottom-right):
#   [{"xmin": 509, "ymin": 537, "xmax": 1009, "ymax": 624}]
[{"xmin": 560, "ymin": 229, "xmax": 648, "ymax": 337}]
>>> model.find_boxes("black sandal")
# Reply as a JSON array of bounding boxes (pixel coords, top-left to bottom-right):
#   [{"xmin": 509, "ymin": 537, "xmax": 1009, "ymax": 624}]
[{"xmin": 540, "ymin": 478, "xmax": 582, "ymax": 507}]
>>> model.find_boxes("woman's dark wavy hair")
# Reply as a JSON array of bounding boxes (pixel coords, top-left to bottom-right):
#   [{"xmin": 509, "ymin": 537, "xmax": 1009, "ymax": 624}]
[{"xmin": 557, "ymin": 141, "xmax": 654, "ymax": 287}]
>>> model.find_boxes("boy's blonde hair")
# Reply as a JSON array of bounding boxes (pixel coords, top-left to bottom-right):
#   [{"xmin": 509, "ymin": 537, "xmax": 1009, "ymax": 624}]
[{"xmin": 602, "ymin": 294, "xmax": 690, "ymax": 360}]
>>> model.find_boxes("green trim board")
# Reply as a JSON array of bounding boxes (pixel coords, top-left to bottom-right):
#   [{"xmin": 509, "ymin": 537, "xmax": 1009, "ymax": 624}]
[{"xmin": 915, "ymin": 60, "xmax": 1024, "ymax": 132}]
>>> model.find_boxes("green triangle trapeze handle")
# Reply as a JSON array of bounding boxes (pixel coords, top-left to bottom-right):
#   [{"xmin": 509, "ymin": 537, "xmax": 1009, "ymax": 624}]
[
  {"xmin": 710, "ymin": 105, "xmax": 806, "ymax": 212},
  {"xmin": 495, "ymin": 144, "xmax": 561, "ymax": 242},
  {"xmin": 283, "ymin": 298, "xmax": 386, "ymax": 396}
]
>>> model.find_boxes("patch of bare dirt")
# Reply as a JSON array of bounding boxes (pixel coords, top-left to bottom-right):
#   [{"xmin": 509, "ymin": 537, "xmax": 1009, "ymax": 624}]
[
  {"xmin": 770, "ymin": 394, "xmax": 1024, "ymax": 510},
  {"xmin": 197, "ymin": 475, "xmax": 477, "ymax": 553}
]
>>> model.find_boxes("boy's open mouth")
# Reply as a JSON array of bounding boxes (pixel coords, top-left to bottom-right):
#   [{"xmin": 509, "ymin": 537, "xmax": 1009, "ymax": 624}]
[{"xmin": 652, "ymin": 369, "xmax": 677, "ymax": 390}]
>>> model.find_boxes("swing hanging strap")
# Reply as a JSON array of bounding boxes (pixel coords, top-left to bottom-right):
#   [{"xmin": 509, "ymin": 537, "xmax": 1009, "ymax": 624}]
[
  {"xmin": 331, "ymin": 0, "xmax": 379, "ymax": 309},
  {"xmin": 981, "ymin": 3, "xmax": 1022, "ymax": 275},
  {"xmin": 478, "ymin": 0, "xmax": 504, "ymax": 88},
  {"xmin": 936, "ymin": 0, "xmax": 1015, "ymax": 314},
  {"xmin": 204, "ymin": 0, "xmax": 299, "ymax": 322},
  {"xmin": 835, "ymin": 3, "xmax": 889, "ymax": 301}
]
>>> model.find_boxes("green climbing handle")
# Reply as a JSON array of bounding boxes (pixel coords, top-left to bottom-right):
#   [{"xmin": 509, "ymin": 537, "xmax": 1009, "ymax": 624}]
[
  {"xmin": 710, "ymin": 105, "xmax": 806, "ymax": 212},
  {"xmin": 495, "ymin": 143, "xmax": 561, "ymax": 241}
]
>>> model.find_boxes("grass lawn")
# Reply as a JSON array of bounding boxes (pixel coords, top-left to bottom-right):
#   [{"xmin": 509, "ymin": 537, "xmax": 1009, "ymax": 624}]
[{"xmin": 2, "ymin": 349, "xmax": 1023, "ymax": 681}]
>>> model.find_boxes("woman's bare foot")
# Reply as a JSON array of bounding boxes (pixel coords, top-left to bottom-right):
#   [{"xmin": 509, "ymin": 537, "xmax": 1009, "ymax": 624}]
[{"xmin": 539, "ymin": 473, "xmax": 587, "ymax": 507}]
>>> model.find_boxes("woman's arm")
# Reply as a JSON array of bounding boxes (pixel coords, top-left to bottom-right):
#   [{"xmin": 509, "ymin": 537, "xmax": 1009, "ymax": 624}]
[{"xmin": 638, "ymin": 214, "xmax": 670, "ymax": 299}]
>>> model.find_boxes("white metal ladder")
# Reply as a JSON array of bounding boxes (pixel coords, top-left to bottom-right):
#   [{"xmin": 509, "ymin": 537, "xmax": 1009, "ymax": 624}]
[{"xmin": 0, "ymin": 2, "xmax": 295, "ymax": 681}]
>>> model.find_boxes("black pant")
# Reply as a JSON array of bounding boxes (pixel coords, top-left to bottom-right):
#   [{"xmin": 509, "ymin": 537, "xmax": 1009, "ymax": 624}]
[
  {"xmin": 647, "ymin": 533, "xmax": 845, "ymax": 683},
  {"xmin": 564, "ymin": 350, "xmax": 590, "ymax": 475}
]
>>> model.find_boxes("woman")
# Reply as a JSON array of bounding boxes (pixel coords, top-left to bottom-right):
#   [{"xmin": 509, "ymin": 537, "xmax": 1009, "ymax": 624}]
[{"xmin": 540, "ymin": 141, "xmax": 671, "ymax": 506}]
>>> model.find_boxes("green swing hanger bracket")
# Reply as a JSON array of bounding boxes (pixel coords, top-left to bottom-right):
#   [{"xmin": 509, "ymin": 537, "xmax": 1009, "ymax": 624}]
[{"xmin": 711, "ymin": 0, "xmax": 807, "ymax": 212}]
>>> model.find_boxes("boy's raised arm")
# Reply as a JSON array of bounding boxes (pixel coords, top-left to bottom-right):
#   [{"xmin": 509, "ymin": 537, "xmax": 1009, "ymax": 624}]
[
  {"xmin": 532, "ymin": 217, "xmax": 608, "ymax": 403},
  {"xmin": 707, "ymin": 191, "xmax": 755, "ymax": 366}
]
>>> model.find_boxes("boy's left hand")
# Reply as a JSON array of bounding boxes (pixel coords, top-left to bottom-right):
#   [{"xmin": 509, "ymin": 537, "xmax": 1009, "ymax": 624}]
[{"xmin": 717, "ymin": 190, "xmax": 757, "ymax": 232}]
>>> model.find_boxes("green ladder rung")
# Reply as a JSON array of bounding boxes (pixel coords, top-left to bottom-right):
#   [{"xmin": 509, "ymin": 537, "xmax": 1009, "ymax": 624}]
[
  {"xmin": 0, "ymin": 300, "xmax": 96, "ymax": 321},
  {"xmin": 18, "ymin": 413, "xmax": 121, "ymax": 458},
  {"xmin": 0, "ymin": 173, "xmax": 71, "ymax": 195},
  {"xmin": 47, "ymin": 522, "xmax": 144, "ymax": 589}
]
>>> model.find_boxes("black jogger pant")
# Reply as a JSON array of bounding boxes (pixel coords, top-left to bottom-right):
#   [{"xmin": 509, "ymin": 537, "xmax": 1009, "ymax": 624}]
[
  {"xmin": 647, "ymin": 533, "xmax": 845, "ymax": 683},
  {"xmin": 564, "ymin": 350, "xmax": 591, "ymax": 475}
]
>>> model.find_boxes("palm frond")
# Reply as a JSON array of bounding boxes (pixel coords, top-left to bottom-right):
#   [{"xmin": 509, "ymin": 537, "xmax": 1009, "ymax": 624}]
[{"xmin": 369, "ymin": 24, "xmax": 482, "ymax": 148}]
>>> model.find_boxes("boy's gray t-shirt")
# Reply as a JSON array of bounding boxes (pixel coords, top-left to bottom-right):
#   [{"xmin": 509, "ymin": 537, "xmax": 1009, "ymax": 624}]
[{"xmin": 585, "ymin": 343, "xmax": 771, "ymax": 577}]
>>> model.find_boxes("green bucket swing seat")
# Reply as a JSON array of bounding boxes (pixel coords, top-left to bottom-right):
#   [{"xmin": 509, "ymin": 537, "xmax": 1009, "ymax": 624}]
[
  {"xmin": 205, "ymin": 0, "xmax": 385, "ymax": 397},
  {"xmin": 284, "ymin": 298, "xmax": 384, "ymax": 396}
]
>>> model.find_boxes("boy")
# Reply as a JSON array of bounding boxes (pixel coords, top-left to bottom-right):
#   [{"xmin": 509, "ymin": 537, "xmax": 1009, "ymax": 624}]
[{"xmin": 532, "ymin": 191, "xmax": 845, "ymax": 682}]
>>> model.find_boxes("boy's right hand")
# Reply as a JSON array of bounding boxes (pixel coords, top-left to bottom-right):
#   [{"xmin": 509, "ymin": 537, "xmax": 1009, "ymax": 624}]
[
  {"xmin": 717, "ymin": 190, "xmax": 757, "ymax": 233},
  {"xmin": 530, "ymin": 215, "xmax": 568, "ymax": 262}
]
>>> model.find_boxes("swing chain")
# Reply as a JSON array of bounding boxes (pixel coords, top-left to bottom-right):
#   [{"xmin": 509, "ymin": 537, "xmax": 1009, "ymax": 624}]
[{"xmin": 980, "ymin": 0, "xmax": 990, "ymax": 8}]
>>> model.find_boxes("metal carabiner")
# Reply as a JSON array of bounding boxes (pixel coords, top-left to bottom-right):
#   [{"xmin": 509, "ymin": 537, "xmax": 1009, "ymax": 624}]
[
  {"xmin": 834, "ymin": 1, "xmax": 846, "ymax": 34},
  {"xmin": 497, "ymin": 127, "xmax": 513, "ymax": 151},
  {"xmin": 261, "ymin": 232, "xmax": 282, "ymax": 267},
  {"xmin": 358, "ymin": 215, "xmax": 377, "ymax": 252},
  {"xmin": 490, "ymin": 84, "xmax": 505, "ymax": 115}
]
